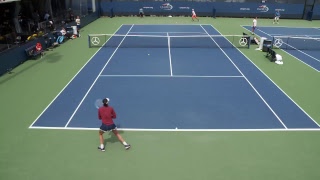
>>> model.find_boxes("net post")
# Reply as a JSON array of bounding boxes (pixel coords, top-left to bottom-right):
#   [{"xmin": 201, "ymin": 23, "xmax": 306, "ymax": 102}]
[
  {"xmin": 105, "ymin": 34, "xmax": 107, "ymax": 47},
  {"xmin": 88, "ymin": 35, "xmax": 91, "ymax": 48},
  {"xmin": 232, "ymin": 35, "xmax": 234, "ymax": 48}
]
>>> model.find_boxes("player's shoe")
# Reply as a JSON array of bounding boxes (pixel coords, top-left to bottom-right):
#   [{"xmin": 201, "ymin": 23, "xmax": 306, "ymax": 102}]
[
  {"xmin": 124, "ymin": 144, "xmax": 131, "ymax": 150},
  {"xmin": 98, "ymin": 146, "xmax": 105, "ymax": 152}
]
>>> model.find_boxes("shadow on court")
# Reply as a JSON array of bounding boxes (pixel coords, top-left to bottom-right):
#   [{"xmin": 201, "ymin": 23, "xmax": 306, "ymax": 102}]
[
  {"xmin": 0, "ymin": 51, "xmax": 62, "ymax": 85},
  {"xmin": 0, "ymin": 58, "xmax": 44, "ymax": 85},
  {"xmin": 45, "ymin": 52, "xmax": 63, "ymax": 63},
  {"xmin": 103, "ymin": 130, "xmax": 125, "ymax": 145}
]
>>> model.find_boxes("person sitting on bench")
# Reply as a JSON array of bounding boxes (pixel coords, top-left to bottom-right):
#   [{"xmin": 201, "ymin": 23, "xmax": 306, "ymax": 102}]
[
  {"xmin": 253, "ymin": 37, "xmax": 260, "ymax": 45},
  {"xmin": 36, "ymin": 42, "xmax": 42, "ymax": 52},
  {"xmin": 56, "ymin": 28, "xmax": 66, "ymax": 44}
]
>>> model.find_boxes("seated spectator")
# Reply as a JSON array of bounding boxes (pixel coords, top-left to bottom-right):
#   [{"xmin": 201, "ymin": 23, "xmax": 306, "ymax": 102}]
[
  {"xmin": 75, "ymin": 16, "xmax": 81, "ymax": 37},
  {"xmin": 35, "ymin": 42, "xmax": 42, "ymax": 51},
  {"xmin": 44, "ymin": 12, "xmax": 50, "ymax": 22},
  {"xmin": 56, "ymin": 28, "xmax": 66, "ymax": 44},
  {"xmin": 48, "ymin": 20, "xmax": 55, "ymax": 31},
  {"xmin": 253, "ymin": 37, "xmax": 260, "ymax": 45}
]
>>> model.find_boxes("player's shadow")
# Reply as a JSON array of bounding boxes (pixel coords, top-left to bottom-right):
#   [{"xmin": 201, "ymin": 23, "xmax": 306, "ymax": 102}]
[{"xmin": 103, "ymin": 130, "xmax": 125, "ymax": 145}]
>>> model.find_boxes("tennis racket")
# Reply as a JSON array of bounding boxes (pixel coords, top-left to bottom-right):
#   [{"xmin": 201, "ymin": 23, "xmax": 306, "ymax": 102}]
[
  {"xmin": 95, "ymin": 99, "xmax": 103, "ymax": 109},
  {"xmin": 94, "ymin": 98, "xmax": 110, "ymax": 109}
]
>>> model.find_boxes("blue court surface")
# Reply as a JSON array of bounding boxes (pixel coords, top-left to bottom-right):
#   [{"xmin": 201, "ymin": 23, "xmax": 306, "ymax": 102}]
[
  {"xmin": 29, "ymin": 24, "xmax": 320, "ymax": 131},
  {"xmin": 242, "ymin": 25, "xmax": 320, "ymax": 72}
]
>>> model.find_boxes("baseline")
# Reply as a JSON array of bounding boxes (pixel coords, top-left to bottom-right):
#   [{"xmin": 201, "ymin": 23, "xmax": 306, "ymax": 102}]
[{"xmin": 29, "ymin": 126, "xmax": 320, "ymax": 132}]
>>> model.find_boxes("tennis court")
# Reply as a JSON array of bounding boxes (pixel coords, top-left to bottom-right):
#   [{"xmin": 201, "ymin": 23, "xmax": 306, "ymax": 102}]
[
  {"xmin": 2, "ymin": 17, "xmax": 320, "ymax": 180},
  {"xmin": 242, "ymin": 26, "xmax": 320, "ymax": 72},
  {"xmin": 29, "ymin": 24, "xmax": 319, "ymax": 130}
]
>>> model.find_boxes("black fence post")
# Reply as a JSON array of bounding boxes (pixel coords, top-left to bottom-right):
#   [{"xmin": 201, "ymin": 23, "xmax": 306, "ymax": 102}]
[
  {"xmin": 110, "ymin": 8, "xmax": 114, "ymax": 18},
  {"xmin": 212, "ymin": 8, "xmax": 216, "ymax": 18},
  {"xmin": 307, "ymin": 10, "xmax": 313, "ymax": 21}
]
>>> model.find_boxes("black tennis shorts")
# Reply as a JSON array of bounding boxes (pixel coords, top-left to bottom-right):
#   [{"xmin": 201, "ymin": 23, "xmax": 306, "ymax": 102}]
[{"xmin": 100, "ymin": 123, "xmax": 117, "ymax": 132}]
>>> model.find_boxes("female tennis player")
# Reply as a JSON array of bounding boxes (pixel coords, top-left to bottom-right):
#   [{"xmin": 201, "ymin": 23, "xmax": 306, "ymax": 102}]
[
  {"xmin": 191, "ymin": 9, "xmax": 199, "ymax": 21},
  {"xmin": 97, "ymin": 98, "xmax": 131, "ymax": 152}
]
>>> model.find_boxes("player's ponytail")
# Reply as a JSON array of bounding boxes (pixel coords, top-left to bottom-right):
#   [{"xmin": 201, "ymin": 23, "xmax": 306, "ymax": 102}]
[{"xmin": 102, "ymin": 98, "xmax": 109, "ymax": 106}]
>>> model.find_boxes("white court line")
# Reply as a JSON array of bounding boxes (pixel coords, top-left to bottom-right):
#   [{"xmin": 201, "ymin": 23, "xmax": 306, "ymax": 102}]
[
  {"xmin": 256, "ymin": 28, "xmax": 320, "ymax": 72},
  {"xmin": 28, "ymin": 25, "xmax": 124, "ymax": 128},
  {"xmin": 281, "ymin": 43, "xmax": 320, "ymax": 63},
  {"xmin": 284, "ymin": 52, "xmax": 320, "ymax": 72},
  {"xmin": 201, "ymin": 25, "xmax": 288, "ymax": 129},
  {"xmin": 99, "ymin": 75, "xmax": 244, "ymax": 78},
  {"xmin": 167, "ymin": 32, "xmax": 173, "ymax": 76},
  {"xmin": 29, "ymin": 126, "xmax": 320, "ymax": 132},
  {"xmin": 239, "ymin": 25, "xmax": 320, "ymax": 127},
  {"xmin": 64, "ymin": 25, "xmax": 134, "ymax": 128}
]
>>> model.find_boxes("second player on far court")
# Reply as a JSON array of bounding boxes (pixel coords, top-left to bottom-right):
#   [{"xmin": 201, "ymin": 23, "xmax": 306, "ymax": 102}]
[{"xmin": 192, "ymin": 9, "xmax": 199, "ymax": 22}]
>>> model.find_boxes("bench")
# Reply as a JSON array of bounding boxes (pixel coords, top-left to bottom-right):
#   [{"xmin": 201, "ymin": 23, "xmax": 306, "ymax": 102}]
[
  {"xmin": 242, "ymin": 32, "xmax": 251, "ymax": 45},
  {"xmin": 266, "ymin": 47, "xmax": 276, "ymax": 62},
  {"xmin": 243, "ymin": 32, "xmax": 262, "ymax": 45},
  {"xmin": 43, "ymin": 35, "xmax": 59, "ymax": 50},
  {"xmin": 25, "ymin": 44, "xmax": 44, "ymax": 60},
  {"xmin": 242, "ymin": 32, "xmax": 251, "ymax": 41}
]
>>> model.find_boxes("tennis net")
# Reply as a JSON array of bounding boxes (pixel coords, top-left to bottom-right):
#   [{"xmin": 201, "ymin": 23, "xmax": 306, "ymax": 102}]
[
  {"xmin": 88, "ymin": 34, "xmax": 250, "ymax": 49},
  {"xmin": 272, "ymin": 36, "xmax": 320, "ymax": 51}
]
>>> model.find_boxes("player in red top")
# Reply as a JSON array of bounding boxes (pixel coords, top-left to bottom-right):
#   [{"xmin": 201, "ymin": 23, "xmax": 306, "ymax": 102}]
[
  {"xmin": 192, "ymin": 9, "xmax": 199, "ymax": 21},
  {"xmin": 98, "ymin": 98, "xmax": 131, "ymax": 152}
]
